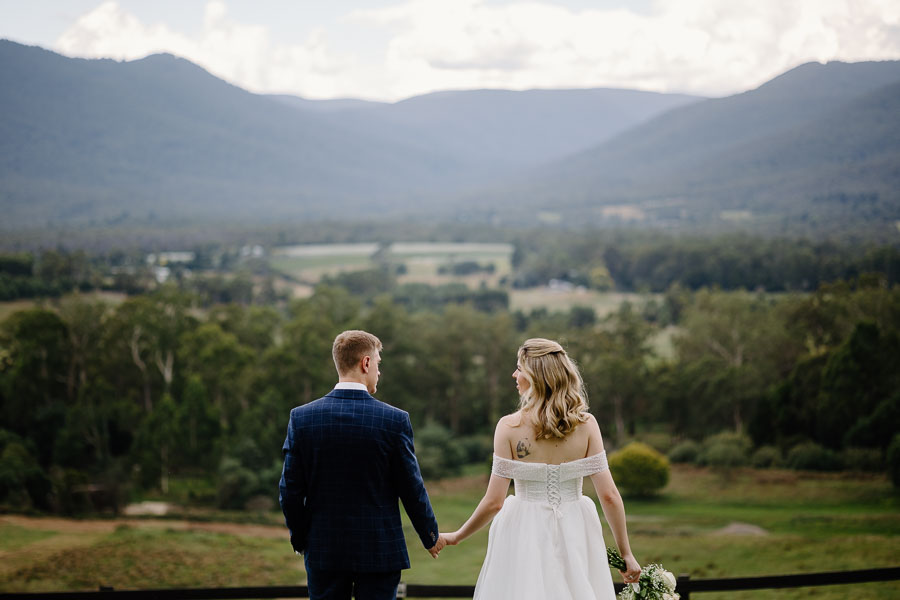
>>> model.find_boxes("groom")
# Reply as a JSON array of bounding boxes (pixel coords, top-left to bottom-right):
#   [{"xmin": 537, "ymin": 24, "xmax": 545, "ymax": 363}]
[{"xmin": 279, "ymin": 329, "xmax": 444, "ymax": 600}]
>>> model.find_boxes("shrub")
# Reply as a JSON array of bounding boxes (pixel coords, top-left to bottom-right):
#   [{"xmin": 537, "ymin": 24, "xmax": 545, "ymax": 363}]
[
  {"xmin": 415, "ymin": 423, "xmax": 466, "ymax": 480},
  {"xmin": 840, "ymin": 447, "xmax": 884, "ymax": 472},
  {"xmin": 886, "ymin": 434, "xmax": 900, "ymax": 487},
  {"xmin": 457, "ymin": 434, "xmax": 494, "ymax": 464},
  {"xmin": 217, "ymin": 457, "xmax": 259, "ymax": 509},
  {"xmin": 608, "ymin": 442, "xmax": 670, "ymax": 497},
  {"xmin": 697, "ymin": 431, "xmax": 751, "ymax": 467},
  {"xmin": 668, "ymin": 440, "xmax": 701, "ymax": 464},
  {"xmin": 635, "ymin": 432, "xmax": 675, "ymax": 454},
  {"xmin": 751, "ymin": 445, "xmax": 783, "ymax": 468},
  {"xmin": 786, "ymin": 442, "xmax": 841, "ymax": 472},
  {"xmin": 0, "ymin": 432, "xmax": 51, "ymax": 510},
  {"xmin": 704, "ymin": 443, "xmax": 748, "ymax": 470},
  {"xmin": 703, "ymin": 431, "xmax": 752, "ymax": 454}
]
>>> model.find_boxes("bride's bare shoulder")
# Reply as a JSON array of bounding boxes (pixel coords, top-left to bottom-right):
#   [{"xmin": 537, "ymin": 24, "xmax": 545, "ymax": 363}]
[{"xmin": 497, "ymin": 411, "xmax": 526, "ymax": 430}]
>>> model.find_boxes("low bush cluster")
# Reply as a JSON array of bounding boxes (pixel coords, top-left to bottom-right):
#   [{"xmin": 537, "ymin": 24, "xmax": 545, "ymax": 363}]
[
  {"xmin": 665, "ymin": 433, "xmax": 894, "ymax": 477},
  {"xmin": 668, "ymin": 432, "xmax": 900, "ymax": 480},
  {"xmin": 609, "ymin": 442, "xmax": 670, "ymax": 496}
]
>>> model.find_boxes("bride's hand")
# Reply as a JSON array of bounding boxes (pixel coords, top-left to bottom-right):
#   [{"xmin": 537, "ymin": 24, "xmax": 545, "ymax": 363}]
[
  {"xmin": 620, "ymin": 554, "xmax": 641, "ymax": 584},
  {"xmin": 440, "ymin": 531, "xmax": 460, "ymax": 545}
]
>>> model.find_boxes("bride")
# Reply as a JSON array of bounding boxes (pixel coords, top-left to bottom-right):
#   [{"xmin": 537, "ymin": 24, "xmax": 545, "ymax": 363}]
[{"xmin": 441, "ymin": 338, "xmax": 641, "ymax": 599}]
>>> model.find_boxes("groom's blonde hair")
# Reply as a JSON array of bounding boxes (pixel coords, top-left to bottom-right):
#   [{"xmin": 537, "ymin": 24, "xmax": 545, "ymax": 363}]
[
  {"xmin": 333, "ymin": 330, "xmax": 382, "ymax": 375},
  {"xmin": 517, "ymin": 338, "xmax": 589, "ymax": 439}
]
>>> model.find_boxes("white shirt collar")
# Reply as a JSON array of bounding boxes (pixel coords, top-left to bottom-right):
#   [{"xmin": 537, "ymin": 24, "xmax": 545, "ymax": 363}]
[{"xmin": 334, "ymin": 382, "xmax": 368, "ymax": 391}]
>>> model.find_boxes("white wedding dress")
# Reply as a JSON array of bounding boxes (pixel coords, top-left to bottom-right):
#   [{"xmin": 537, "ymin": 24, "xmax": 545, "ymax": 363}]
[{"xmin": 473, "ymin": 452, "xmax": 616, "ymax": 600}]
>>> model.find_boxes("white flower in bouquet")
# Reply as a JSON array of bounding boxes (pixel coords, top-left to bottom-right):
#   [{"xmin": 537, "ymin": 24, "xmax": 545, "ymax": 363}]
[
  {"xmin": 662, "ymin": 570, "xmax": 677, "ymax": 592},
  {"xmin": 607, "ymin": 547, "xmax": 681, "ymax": 600}
]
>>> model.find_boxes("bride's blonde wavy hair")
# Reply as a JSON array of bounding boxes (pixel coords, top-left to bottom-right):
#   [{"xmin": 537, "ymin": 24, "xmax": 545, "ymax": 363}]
[{"xmin": 517, "ymin": 338, "xmax": 589, "ymax": 439}]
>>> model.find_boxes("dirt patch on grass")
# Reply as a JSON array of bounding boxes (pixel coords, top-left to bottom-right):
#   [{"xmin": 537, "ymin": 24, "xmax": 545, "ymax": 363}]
[
  {"xmin": 0, "ymin": 515, "xmax": 287, "ymax": 540},
  {"xmin": 712, "ymin": 521, "xmax": 769, "ymax": 536}
]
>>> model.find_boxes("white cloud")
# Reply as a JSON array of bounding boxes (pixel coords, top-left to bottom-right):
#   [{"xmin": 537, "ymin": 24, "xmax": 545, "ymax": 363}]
[
  {"xmin": 351, "ymin": 0, "xmax": 900, "ymax": 97},
  {"xmin": 54, "ymin": 1, "xmax": 359, "ymax": 98},
  {"xmin": 54, "ymin": 0, "xmax": 900, "ymax": 101}
]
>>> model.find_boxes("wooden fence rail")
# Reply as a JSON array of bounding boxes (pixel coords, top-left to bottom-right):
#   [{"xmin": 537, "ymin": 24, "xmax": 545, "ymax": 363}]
[{"xmin": 1, "ymin": 566, "xmax": 898, "ymax": 600}]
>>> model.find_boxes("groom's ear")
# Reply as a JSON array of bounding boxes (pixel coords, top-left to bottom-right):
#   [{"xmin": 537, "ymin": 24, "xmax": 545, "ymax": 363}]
[{"xmin": 362, "ymin": 355, "xmax": 371, "ymax": 373}]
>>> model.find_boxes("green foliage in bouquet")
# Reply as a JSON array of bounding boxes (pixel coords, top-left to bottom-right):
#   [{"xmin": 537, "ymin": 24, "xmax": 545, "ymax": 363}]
[{"xmin": 608, "ymin": 442, "xmax": 670, "ymax": 497}]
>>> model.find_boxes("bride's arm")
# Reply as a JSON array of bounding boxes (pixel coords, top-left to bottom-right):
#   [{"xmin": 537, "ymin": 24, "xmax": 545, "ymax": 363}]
[
  {"xmin": 587, "ymin": 417, "xmax": 642, "ymax": 581},
  {"xmin": 442, "ymin": 417, "xmax": 513, "ymax": 545},
  {"xmin": 442, "ymin": 474, "xmax": 509, "ymax": 545}
]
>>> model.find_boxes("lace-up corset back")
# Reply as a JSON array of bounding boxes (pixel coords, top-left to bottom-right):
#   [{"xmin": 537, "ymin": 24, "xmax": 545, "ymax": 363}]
[{"xmin": 492, "ymin": 453, "xmax": 608, "ymax": 508}]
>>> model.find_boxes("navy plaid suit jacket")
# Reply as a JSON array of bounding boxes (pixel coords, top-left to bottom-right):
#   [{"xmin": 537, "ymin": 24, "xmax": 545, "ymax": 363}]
[{"xmin": 279, "ymin": 388, "xmax": 439, "ymax": 573}]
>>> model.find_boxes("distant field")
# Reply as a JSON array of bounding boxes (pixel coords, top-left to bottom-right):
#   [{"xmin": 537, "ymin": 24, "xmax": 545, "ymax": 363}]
[
  {"xmin": 509, "ymin": 288, "xmax": 660, "ymax": 316},
  {"xmin": 0, "ymin": 291, "xmax": 127, "ymax": 322},
  {"xmin": 269, "ymin": 243, "xmax": 676, "ymax": 314},
  {"xmin": 269, "ymin": 242, "xmax": 514, "ymax": 288},
  {"xmin": 2, "ymin": 467, "xmax": 897, "ymax": 598}
]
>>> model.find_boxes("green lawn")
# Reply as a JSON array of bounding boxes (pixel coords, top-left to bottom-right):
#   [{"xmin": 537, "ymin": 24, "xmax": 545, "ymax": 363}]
[
  {"xmin": 2, "ymin": 466, "xmax": 898, "ymax": 598},
  {"xmin": 0, "ymin": 524, "xmax": 56, "ymax": 552},
  {"xmin": 407, "ymin": 466, "xmax": 900, "ymax": 599}
]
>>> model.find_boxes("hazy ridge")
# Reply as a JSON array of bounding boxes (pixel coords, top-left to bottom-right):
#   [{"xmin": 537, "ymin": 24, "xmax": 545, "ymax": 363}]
[{"xmin": 1, "ymin": 39, "xmax": 899, "ymax": 237}]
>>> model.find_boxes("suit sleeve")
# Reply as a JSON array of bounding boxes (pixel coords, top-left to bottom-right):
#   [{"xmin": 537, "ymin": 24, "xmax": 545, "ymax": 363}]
[
  {"xmin": 279, "ymin": 410, "xmax": 308, "ymax": 553},
  {"xmin": 393, "ymin": 413, "xmax": 440, "ymax": 550}
]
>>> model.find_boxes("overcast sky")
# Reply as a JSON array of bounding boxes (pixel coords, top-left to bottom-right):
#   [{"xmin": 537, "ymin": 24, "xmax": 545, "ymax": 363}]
[{"xmin": 2, "ymin": 0, "xmax": 899, "ymax": 101}]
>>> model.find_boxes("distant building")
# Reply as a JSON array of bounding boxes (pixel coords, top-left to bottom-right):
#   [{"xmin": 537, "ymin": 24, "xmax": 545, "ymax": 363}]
[
  {"xmin": 146, "ymin": 251, "xmax": 196, "ymax": 266},
  {"xmin": 548, "ymin": 278, "xmax": 575, "ymax": 292},
  {"xmin": 241, "ymin": 245, "xmax": 265, "ymax": 258}
]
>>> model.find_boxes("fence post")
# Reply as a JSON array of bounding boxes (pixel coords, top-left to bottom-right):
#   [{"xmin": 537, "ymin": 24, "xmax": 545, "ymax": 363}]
[{"xmin": 677, "ymin": 574, "xmax": 691, "ymax": 600}]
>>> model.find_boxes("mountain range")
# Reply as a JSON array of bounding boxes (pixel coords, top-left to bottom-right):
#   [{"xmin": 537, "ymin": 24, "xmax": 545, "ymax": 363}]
[{"xmin": 1, "ymin": 39, "xmax": 898, "ymax": 237}]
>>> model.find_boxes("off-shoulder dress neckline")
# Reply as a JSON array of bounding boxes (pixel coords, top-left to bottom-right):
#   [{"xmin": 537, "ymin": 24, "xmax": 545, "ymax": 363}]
[{"xmin": 492, "ymin": 451, "xmax": 607, "ymax": 467}]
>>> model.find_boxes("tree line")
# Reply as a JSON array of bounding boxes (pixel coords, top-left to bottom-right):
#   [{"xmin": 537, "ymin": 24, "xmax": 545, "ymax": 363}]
[
  {"xmin": 510, "ymin": 231, "xmax": 900, "ymax": 292},
  {"xmin": 2, "ymin": 266, "xmax": 899, "ymax": 513},
  {"xmin": 3, "ymin": 232, "xmax": 900, "ymax": 301}
]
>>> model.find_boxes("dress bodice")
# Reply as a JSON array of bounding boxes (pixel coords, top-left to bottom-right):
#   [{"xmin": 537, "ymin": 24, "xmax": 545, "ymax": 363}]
[{"xmin": 491, "ymin": 453, "xmax": 608, "ymax": 508}]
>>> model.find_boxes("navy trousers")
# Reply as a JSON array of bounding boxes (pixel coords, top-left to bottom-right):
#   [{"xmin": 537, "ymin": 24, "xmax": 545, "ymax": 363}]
[{"xmin": 305, "ymin": 559, "xmax": 401, "ymax": 600}]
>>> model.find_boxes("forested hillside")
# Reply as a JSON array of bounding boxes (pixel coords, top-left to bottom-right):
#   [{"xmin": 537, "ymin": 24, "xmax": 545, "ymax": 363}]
[
  {"xmin": 480, "ymin": 60, "xmax": 900, "ymax": 236},
  {"xmin": 0, "ymin": 40, "xmax": 698, "ymax": 229},
  {"xmin": 277, "ymin": 87, "xmax": 701, "ymax": 169},
  {"xmin": 0, "ymin": 41, "xmax": 471, "ymax": 226},
  {"xmin": 2, "ymin": 40, "xmax": 899, "ymax": 238}
]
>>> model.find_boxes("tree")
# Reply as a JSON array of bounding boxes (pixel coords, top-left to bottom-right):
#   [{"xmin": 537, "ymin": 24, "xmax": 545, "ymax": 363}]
[
  {"xmin": 0, "ymin": 309, "xmax": 70, "ymax": 464},
  {"xmin": 106, "ymin": 289, "xmax": 197, "ymax": 412},
  {"xmin": 675, "ymin": 290, "xmax": 789, "ymax": 433},
  {"xmin": 815, "ymin": 322, "xmax": 900, "ymax": 450},
  {"xmin": 175, "ymin": 376, "xmax": 221, "ymax": 470},
  {"xmin": 574, "ymin": 303, "xmax": 654, "ymax": 443},
  {"xmin": 178, "ymin": 323, "xmax": 254, "ymax": 430},
  {"xmin": 132, "ymin": 393, "xmax": 178, "ymax": 492}
]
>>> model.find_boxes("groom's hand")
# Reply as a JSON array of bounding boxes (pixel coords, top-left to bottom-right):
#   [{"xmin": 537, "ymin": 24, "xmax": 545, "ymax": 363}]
[{"xmin": 427, "ymin": 534, "xmax": 447, "ymax": 558}]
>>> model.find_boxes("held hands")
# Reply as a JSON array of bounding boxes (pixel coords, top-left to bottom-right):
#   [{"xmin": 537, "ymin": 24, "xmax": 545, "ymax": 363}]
[
  {"xmin": 427, "ymin": 531, "xmax": 461, "ymax": 558},
  {"xmin": 427, "ymin": 533, "xmax": 447, "ymax": 558},
  {"xmin": 440, "ymin": 531, "xmax": 460, "ymax": 546}
]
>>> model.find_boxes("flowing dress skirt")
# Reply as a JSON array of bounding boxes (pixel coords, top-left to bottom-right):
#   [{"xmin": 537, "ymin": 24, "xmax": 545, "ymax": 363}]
[{"xmin": 473, "ymin": 495, "xmax": 617, "ymax": 600}]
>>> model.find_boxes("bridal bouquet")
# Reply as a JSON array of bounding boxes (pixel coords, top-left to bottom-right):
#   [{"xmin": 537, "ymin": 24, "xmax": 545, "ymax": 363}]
[{"xmin": 607, "ymin": 547, "xmax": 679, "ymax": 600}]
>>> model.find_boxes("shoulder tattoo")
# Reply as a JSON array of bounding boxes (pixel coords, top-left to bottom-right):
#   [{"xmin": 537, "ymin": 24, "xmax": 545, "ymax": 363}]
[{"xmin": 516, "ymin": 438, "xmax": 532, "ymax": 459}]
